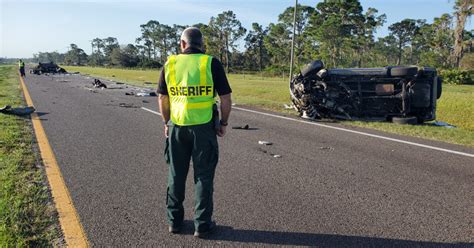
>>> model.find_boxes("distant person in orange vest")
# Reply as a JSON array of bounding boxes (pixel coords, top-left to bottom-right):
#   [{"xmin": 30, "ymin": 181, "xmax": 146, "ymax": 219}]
[{"xmin": 18, "ymin": 59, "xmax": 25, "ymax": 77}]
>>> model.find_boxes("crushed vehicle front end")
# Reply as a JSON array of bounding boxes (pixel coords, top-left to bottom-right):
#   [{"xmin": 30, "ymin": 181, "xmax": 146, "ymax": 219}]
[
  {"xmin": 30, "ymin": 62, "xmax": 67, "ymax": 75},
  {"xmin": 290, "ymin": 60, "xmax": 442, "ymax": 124}
]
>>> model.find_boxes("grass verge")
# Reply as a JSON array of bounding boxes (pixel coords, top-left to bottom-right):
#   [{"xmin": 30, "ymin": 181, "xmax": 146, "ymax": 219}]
[
  {"xmin": 0, "ymin": 65, "xmax": 61, "ymax": 246},
  {"xmin": 64, "ymin": 66, "xmax": 474, "ymax": 147}
]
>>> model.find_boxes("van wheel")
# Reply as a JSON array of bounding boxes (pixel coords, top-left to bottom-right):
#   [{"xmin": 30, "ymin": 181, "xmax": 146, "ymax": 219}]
[{"xmin": 392, "ymin": 116, "xmax": 417, "ymax": 125}]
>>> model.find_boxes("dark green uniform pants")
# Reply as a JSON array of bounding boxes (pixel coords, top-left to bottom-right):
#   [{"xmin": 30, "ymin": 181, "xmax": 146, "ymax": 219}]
[{"xmin": 165, "ymin": 121, "xmax": 219, "ymax": 232}]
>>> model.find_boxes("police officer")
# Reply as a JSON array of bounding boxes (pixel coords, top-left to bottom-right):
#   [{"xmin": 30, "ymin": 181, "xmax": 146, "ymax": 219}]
[
  {"xmin": 18, "ymin": 59, "xmax": 25, "ymax": 77},
  {"xmin": 157, "ymin": 27, "xmax": 232, "ymax": 238}
]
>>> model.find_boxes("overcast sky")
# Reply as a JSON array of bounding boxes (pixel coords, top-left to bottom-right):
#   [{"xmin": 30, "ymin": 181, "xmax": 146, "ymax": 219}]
[{"xmin": 1, "ymin": 0, "xmax": 472, "ymax": 58}]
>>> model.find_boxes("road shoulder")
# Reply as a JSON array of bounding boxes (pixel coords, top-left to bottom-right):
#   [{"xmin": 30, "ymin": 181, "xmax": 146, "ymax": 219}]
[
  {"xmin": 18, "ymin": 68, "xmax": 89, "ymax": 246},
  {"xmin": 0, "ymin": 65, "xmax": 62, "ymax": 246}
]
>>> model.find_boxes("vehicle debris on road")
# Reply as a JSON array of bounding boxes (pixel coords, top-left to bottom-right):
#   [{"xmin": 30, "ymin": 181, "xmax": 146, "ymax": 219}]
[
  {"xmin": 290, "ymin": 60, "xmax": 442, "ymax": 124},
  {"xmin": 136, "ymin": 92, "xmax": 157, "ymax": 97},
  {"xmin": 92, "ymin": 79, "xmax": 107, "ymax": 89},
  {"xmin": 0, "ymin": 105, "xmax": 35, "ymax": 116},
  {"xmin": 30, "ymin": 62, "xmax": 67, "ymax": 75},
  {"xmin": 232, "ymin": 124, "xmax": 259, "ymax": 130},
  {"xmin": 258, "ymin": 140, "xmax": 273, "ymax": 145},
  {"xmin": 431, "ymin": 121, "xmax": 457, "ymax": 128},
  {"xmin": 125, "ymin": 91, "xmax": 157, "ymax": 97},
  {"xmin": 319, "ymin": 146, "xmax": 334, "ymax": 151},
  {"xmin": 119, "ymin": 103, "xmax": 139, "ymax": 108},
  {"xmin": 232, "ymin": 124, "xmax": 250, "ymax": 130},
  {"xmin": 258, "ymin": 147, "xmax": 282, "ymax": 158}
]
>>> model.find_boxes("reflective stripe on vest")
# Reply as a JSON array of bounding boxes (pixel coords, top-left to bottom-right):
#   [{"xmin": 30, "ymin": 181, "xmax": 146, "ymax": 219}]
[{"xmin": 165, "ymin": 54, "xmax": 214, "ymax": 126}]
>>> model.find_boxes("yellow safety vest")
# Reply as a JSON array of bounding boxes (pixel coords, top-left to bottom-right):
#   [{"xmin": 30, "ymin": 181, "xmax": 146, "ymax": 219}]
[
  {"xmin": 19, "ymin": 61, "xmax": 25, "ymax": 67},
  {"xmin": 165, "ymin": 54, "xmax": 214, "ymax": 126}
]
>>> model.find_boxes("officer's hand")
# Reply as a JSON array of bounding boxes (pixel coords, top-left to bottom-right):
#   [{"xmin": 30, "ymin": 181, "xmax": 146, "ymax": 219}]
[
  {"xmin": 217, "ymin": 125, "xmax": 226, "ymax": 137},
  {"xmin": 164, "ymin": 125, "xmax": 169, "ymax": 138}
]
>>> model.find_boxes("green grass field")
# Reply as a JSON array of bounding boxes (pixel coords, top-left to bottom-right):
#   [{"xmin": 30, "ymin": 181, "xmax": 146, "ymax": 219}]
[
  {"xmin": 0, "ymin": 66, "xmax": 60, "ymax": 246},
  {"xmin": 64, "ymin": 66, "xmax": 474, "ymax": 147}
]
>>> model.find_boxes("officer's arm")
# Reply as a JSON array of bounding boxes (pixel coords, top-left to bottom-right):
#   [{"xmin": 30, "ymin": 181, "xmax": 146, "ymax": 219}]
[
  {"xmin": 158, "ymin": 94, "xmax": 170, "ymax": 124},
  {"xmin": 219, "ymin": 93, "xmax": 232, "ymax": 124}
]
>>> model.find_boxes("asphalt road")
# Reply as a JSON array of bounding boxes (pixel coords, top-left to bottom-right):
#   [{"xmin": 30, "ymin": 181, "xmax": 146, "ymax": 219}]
[{"xmin": 23, "ymin": 71, "xmax": 473, "ymax": 247}]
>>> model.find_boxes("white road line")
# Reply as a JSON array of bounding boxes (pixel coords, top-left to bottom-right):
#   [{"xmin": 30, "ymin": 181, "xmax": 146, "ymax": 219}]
[
  {"xmin": 141, "ymin": 107, "xmax": 161, "ymax": 116},
  {"xmin": 233, "ymin": 107, "xmax": 474, "ymax": 158},
  {"xmin": 141, "ymin": 106, "xmax": 474, "ymax": 158}
]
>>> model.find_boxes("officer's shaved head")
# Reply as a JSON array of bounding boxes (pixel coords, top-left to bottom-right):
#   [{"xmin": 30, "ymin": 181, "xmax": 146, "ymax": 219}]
[{"xmin": 180, "ymin": 27, "xmax": 203, "ymax": 50}]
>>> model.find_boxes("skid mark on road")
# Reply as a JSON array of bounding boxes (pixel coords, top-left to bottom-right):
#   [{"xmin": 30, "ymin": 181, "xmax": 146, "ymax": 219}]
[
  {"xmin": 19, "ymin": 75, "xmax": 89, "ymax": 247},
  {"xmin": 141, "ymin": 106, "xmax": 473, "ymax": 158}
]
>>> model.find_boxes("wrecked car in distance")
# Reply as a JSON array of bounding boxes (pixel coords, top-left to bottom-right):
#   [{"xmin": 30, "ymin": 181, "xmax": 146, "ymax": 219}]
[
  {"xmin": 290, "ymin": 60, "xmax": 442, "ymax": 124},
  {"xmin": 30, "ymin": 62, "xmax": 67, "ymax": 75}
]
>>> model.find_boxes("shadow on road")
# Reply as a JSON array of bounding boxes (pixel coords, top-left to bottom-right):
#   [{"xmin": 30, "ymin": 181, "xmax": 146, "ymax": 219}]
[{"xmin": 207, "ymin": 226, "xmax": 472, "ymax": 247}]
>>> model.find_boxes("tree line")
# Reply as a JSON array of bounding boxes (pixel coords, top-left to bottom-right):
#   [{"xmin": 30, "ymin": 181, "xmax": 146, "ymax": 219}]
[{"xmin": 33, "ymin": 0, "xmax": 473, "ymax": 73}]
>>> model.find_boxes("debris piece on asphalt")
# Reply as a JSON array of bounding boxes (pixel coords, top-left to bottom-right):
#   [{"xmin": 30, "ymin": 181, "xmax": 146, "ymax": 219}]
[
  {"xmin": 92, "ymin": 79, "xmax": 107, "ymax": 89},
  {"xmin": 136, "ymin": 92, "xmax": 150, "ymax": 97},
  {"xmin": 116, "ymin": 82, "xmax": 124, "ymax": 85},
  {"xmin": 135, "ymin": 92, "xmax": 158, "ymax": 97},
  {"xmin": 258, "ymin": 148, "xmax": 282, "ymax": 158},
  {"xmin": 232, "ymin": 124, "xmax": 249, "ymax": 130},
  {"xmin": 142, "ymin": 100, "xmax": 150, "ymax": 103},
  {"xmin": 431, "ymin": 121, "xmax": 456, "ymax": 129},
  {"xmin": 319, "ymin": 146, "xmax": 334, "ymax": 150},
  {"xmin": 88, "ymin": 89, "xmax": 98, "ymax": 93},
  {"xmin": 258, "ymin": 148, "xmax": 268, "ymax": 153},
  {"xmin": 125, "ymin": 92, "xmax": 135, "ymax": 96},
  {"xmin": 119, "ymin": 103, "xmax": 139, "ymax": 108},
  {"xmin": 0, "ymin": 105, "xmax": 35, "ymax": 116},
  {"xmin": 258, "ymin": 141, "xmax": 273, "ymax": 145}
]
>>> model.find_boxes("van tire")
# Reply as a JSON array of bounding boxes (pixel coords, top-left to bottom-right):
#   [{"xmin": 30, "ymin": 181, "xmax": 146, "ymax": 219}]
[{"xmin": 392, "ymin": 116, "xmax": 417, "ymax": 125}]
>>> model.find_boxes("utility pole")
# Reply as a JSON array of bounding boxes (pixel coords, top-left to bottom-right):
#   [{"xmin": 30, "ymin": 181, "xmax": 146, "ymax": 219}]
[
  {"xmin": 289, "ymin": 0, "xmax": 298, "ymax": 83},
  {"xmin": 89, "ymin": 40, "xmax": 94, "ymax": 54}
]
